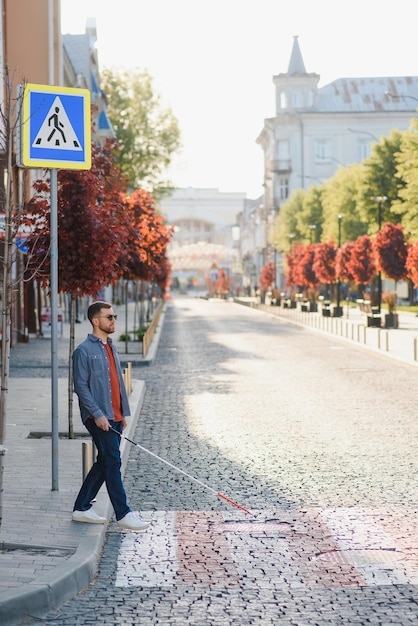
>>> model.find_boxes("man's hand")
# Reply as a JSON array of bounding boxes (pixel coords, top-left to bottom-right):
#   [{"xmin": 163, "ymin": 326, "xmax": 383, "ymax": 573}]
[
  {"xmin": 121, "ymin": 417, "xmax": 128, "ymax": 431},
  {"xmin": 95, "ymin": 416, "xmax": 110, "ymax": 431}
]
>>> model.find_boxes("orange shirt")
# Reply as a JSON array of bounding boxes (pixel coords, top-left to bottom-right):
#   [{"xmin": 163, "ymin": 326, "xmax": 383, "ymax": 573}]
[{"xmin": 104, "ymin": 342, "xmax": 123, "ymax": 422}]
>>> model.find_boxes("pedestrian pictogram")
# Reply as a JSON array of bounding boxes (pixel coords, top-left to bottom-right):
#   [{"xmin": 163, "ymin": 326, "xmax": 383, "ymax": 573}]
[
  {"xmin": 32, "ymin": 96, "xmax": 82, "ymax": 151},
  {"xmin": 19, "ymin": 83, "xmax": 91, "ymax": 169}
]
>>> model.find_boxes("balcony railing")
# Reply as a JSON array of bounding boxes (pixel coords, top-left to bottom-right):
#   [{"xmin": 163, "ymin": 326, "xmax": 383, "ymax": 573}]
[{"xmin": 269, "ymin": 159, "xmax": 291, "ymax": 173}]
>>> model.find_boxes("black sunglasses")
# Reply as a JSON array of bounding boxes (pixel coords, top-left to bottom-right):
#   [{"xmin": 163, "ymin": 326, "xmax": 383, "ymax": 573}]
[{"xmin": 98, "ymin": 314, "xmax": 117, "ymax": 321}]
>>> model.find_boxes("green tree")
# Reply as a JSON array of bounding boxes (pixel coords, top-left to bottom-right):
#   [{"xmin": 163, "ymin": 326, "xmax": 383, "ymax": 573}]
[
  {"xmin": 357, "ymin": 130, "xmax": 406, "ymax": 230},
  {"xmin": 321, "ymin": 164, "xmax": 367, "ymax": 242},
  {"xmin": 392, "ymin": 118, "xmax": 418, "ymax": 237},
  {"xmin": 295, "ymin": 185, "xmax": 324, "ymax": 243},
  {"xmin": 101, "ymin": 67, "xmax": 181, "ymax": 197},
  {"xmin": 273, "ymin": 189, "xmax": 307, "ymax": 251}
]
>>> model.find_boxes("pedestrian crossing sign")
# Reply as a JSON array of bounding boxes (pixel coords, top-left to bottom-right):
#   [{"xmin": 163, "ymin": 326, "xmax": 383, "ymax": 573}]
[{"xmin": 20, "ymin": 83, "xmax": 91, "ymax": 169}]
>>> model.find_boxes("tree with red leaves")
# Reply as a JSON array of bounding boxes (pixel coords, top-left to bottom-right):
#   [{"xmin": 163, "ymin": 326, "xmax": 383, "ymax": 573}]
[
  {"xmin": 26, "ymin": 138, "xmax": 128, "ymax": 297},
  {"xmin": 260, "ymin": 261, "xmax": 275, "ymax": 292},
  {"xmin": 122, "ymin": 189, "xmax": 173, "ymax": 286},
  {"xmin": 121, "ymin": 189, "xmax": 173, "ymax": 328},
  {"xmin": 406, "ymin": 242, "xmax": 418, "ymax": 288},
  {"xmin": 25, "ymin": 138, "xmax": 129, "ymax": 436},
  {"xmin": 336, "ymin": 241, "xmax": 356, "ymax": 283},
  {"xmin": 285, "ymin": 245, "xmax": 300, "ymax": 290},
  {"xmin": 374, "ymin": 222, "xmax": 407, "ymax": 282},
  {"xmin": 217, "ymin": 268, "xmax": 231, "ymax": 295},
  {"xmin": 346, "ymin": 234, "xmax": 377, "ymax": 293},
  {"xmin": 293, "ymin": 244, "xmax": 319, "ymax": 289},
  {"xmin": 313, "ymin": 242, "xmax": 337, "ymax": 285}
]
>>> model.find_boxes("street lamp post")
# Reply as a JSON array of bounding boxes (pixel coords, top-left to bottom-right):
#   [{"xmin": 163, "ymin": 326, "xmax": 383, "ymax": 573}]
[
  {"xmin": 372, "ymin": 195, "xmax": 388, "ymax": 316},
  {"xmin": 334, "ymin": 214, "xmax": 344, "ymax": 317},
  {"xmin": 273, "ymin": 241, "xmax": 278, "ymax": 289},
  {"xmin": 308, "ymin": 224, "xmax": 317, "ymax": 244},
  {"xmin": 348, "ymin": 128, "xmax": 379, "ymax": 142}
]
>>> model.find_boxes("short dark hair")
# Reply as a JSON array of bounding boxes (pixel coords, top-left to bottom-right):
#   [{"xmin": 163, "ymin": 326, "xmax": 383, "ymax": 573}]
[{"xmin": 88, "ymin": 301, "xmax": 112, "ymax": 323}]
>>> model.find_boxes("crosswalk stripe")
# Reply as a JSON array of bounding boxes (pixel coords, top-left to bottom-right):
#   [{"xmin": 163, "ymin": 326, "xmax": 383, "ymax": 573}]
[{"xmin": 115, "ymin": 508, "xmax": 418, "ymax": 588}]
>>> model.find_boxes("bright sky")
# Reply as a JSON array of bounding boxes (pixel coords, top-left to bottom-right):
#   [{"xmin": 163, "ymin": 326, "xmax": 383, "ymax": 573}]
[{"xmin": 61, "ymin": 0, "xmax": 418, "ymax": 199}]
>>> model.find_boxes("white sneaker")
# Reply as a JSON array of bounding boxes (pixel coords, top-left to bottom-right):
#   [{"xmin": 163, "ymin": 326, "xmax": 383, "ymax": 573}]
[
  {"xmin": 117, "ymin": 511, "xmax": 149, "ymax": 531},
  {"xmin": 72, "ymin": 509, "xmax": 106, "ymax": 524}
]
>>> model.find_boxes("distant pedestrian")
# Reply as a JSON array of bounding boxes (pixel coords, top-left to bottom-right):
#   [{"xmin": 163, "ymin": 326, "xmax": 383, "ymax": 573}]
[{"xmin": 72, "ymin": 300, "xmax": 149, "ymax": 532}]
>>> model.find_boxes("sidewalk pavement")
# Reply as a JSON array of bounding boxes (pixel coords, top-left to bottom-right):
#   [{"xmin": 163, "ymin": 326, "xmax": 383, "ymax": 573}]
[
  {"xmin": 0, "ymin": 297, "xmax": 417, "ymax": 626},
  {"xmin": 242, "ymin": 299, "xmax": 418, "ymax": 369},
  {"xmin": 0, "ymin": 302, "xmax": 164, "ymax": 626}
]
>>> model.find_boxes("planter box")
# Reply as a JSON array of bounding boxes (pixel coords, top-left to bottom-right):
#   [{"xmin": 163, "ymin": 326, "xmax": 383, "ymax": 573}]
[
  {"xmin": 384, "ymin": 313, "xmax": 399, "ymax": 329},
  {"xmin": 309, "ymin": 303, "xmax": 318, "ymax": 313},
  {"xmin": 367, "ymin": 315, "xmax": 381, "ymax": 328},
  {"xmin": 332, "ymin": 306, "xmax": 343, "ymax": 317}
]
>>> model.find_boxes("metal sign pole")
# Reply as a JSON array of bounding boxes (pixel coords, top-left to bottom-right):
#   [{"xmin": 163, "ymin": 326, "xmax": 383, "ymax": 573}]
[
  {"xmin": 20, "ymin": 83, "xmax": 91, "ymax": 491},
  {"xmin": 50, "ymin": 168, "xmax": 59, "ymax": 491}
]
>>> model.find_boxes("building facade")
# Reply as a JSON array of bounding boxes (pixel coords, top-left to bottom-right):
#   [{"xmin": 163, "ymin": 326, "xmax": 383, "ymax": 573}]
[
  {"xmin": 257, "ymin": 36, "xmax": 418, "ymax": 215},
  {"xmin": 160, "ymin": 187, "xmax": 246, "ymax": 293},
  {"xmin": 243, "ymin": 36, "xmax": 418, "ymax": 291},
  {"xmin": 63, "ymin": 20, "xmax": 113, "ymax": 144}
]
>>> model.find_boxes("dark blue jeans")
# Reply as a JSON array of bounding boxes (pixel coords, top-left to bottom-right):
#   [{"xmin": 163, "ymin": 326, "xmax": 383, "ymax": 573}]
[{"xmin": 73, "ymin": 419, "xmax": 130, "ymax": 521}]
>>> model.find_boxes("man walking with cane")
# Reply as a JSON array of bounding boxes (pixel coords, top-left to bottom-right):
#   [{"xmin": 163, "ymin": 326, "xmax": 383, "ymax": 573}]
[{"xmin": 71, "ymin": 300, "xmax": 149, "ymax": 532}]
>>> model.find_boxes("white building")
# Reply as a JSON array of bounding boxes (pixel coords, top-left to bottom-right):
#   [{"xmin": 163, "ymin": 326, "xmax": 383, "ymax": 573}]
[
  {"xmin": 159, "ymin": 187, "xmax": 246, "ymax": 292},
  {"xmin": 246, "ymin": 36, "xmax": 418, "ymax": 290},
  {"xmin": 257, "ymin": 36, "xmax": 418, "ymax": 214}
]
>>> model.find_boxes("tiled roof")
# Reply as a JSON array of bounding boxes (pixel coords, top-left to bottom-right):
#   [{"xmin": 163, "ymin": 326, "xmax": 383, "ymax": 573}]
[
  {"xmin": 62, "ymin": 34, "xmax": 91, "ymax": 82},
  {"xmin": 316, "ymin": 76, "xmax": 418, "ymax": 113}
]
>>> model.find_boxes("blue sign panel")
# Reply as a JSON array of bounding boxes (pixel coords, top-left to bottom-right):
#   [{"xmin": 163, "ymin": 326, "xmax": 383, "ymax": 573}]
[{"xmin": 21, "ymin": 84, "xmax": 91, "ymax": 170}]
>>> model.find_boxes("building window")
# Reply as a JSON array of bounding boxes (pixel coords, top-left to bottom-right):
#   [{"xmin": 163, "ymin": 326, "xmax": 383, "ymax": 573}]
[
  {"xmin": 279, "ymin": 178, "xmax": 289, "ymax": 200},
  {"xmin": 280, "ymin": 91, "xmax": 287, "ymax": 109},
  {"xmin": 359, "ymin": 139, "xmax": 371, "ymax": 160},
  {"xmin": 292, "ymin": 90, "xmax": 302, "ymax": 108},
  {"xmin": 315, "ymin": 140, "xmax": 332, "ymax": 162}
]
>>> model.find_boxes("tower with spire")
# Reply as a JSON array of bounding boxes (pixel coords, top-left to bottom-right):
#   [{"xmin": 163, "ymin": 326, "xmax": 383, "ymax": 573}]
[{"xmin": 273, "ymin": 35, "xmax": 319, "ymax": 114}]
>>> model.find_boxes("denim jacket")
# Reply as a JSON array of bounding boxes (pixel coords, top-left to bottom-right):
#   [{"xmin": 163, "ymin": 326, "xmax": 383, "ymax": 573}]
[{"xmin": 72, "ymin": 333, "xmax": 131, "ymax": 423}]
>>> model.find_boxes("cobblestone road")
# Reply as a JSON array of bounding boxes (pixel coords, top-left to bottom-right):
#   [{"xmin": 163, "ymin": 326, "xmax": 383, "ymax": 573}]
[{"xmin": 34, "ymin": 297, "xmax": 418, "ymax": 625}]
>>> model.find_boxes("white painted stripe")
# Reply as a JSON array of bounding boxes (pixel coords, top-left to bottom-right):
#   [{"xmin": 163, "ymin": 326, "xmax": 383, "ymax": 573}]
[
  {"xmin": 319, "ymin": 507, "xmax": 415, "ymax": 585},
  {"xmin": 115, "ymin": 511, "xmax": 178, "ymax": 587}
]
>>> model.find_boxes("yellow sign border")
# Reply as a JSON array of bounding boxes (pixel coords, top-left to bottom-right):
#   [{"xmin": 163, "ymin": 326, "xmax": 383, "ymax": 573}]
[{"xmin": 22, "ymin": 83, "xmax": 91, "ymax": 170}]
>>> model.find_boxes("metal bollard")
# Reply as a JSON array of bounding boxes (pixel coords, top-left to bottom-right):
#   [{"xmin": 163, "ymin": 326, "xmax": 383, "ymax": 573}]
[
  {"xmin": 357, "ymin": 324, "xmax": 366, "ymax": 343},
  {"xmin": 82, "ymin": 440, "xmax": 96, "ymax": 480}
]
